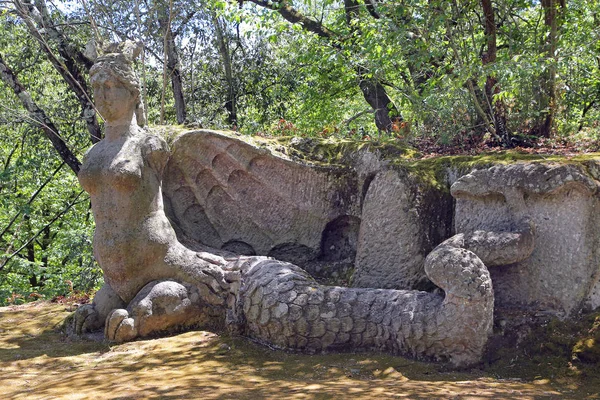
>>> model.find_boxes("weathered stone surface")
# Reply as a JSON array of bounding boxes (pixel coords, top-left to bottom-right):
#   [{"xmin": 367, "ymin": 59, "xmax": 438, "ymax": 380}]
[
  {"xmin": 163, "ymin": 130, "xmax": 455, "ymax": 291},
  {"xmin": 79, "ymin": 53, "xmax": 232, "ymax": 305},
  {"xmin": 237, "ymin": 257, "xmax": 494, "ymax": 366},
  {"xmin": 71, "ymin": 282, "xmax": 125, "ymax": 334},
  {"xmin": 163, "ymin": 131, "xmax": 361, "ymax": 266},
  {"xmin": 93, "ymin": 283, "xmax": 127, "ymax": 321},
  {"xmin": 105, "ymin": 309, "xmax": 132, "ymax": 342},
  {"xmin": 273, "ymin": 303, "xmax": 289, "ymax": 318},
  {"xmin": 105, "ymin": 280, "xmax": 221, "ymax": 341},
  {"xmin": 452, "ymin": 163, "xmax": 600, "ymax": 317},
  {"xmin": 353, "ymin": 169, "xmax": 452, "ymax": 290},
  {"xmin": 587, "ymin": 281, "xmax": 600, "ymax": 311}
]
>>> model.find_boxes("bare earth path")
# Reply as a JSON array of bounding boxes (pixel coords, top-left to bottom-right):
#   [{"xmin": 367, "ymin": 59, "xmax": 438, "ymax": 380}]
[{"xmin": 1, "ymin": 301, "xmax": 597, "ymax": 399}]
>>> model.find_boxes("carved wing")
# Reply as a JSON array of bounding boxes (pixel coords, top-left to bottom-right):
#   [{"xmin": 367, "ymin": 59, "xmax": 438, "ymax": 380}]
[{"xmin": 162, "ymin": 130, "xmax": 360, "ymax": 265}]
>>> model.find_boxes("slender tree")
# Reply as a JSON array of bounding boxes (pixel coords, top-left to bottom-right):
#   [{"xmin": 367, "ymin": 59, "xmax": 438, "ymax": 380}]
[
  {"xmin": 13, "ymin": 0, "xmax": 102, "ymax": 143},
  {"xmin": 0, "ymin": 53, "xmax": 81, "ymax": 174},
  {"xmin": 481, "ymin": 0, "xmax": 509, "ymax": 145},
  {"xmin": 244, "ymin": 0, "xmax": 402, "ymax": 132},
  {"xmin": 535, "ymin": 0, "xmax": 566, "ymax": 138}
]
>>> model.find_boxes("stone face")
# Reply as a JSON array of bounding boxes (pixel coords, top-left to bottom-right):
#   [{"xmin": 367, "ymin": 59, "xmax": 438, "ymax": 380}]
[{"xmin": 452, "ymin": 163, "xmax": 600, "ymax": 317}]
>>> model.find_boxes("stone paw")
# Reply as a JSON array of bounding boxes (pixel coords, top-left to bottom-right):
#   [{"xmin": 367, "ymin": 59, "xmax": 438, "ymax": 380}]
[
  {"xmin": 71, "ymin": 303, "xmax": 102, "ymax": 335},
  {"xmin": 105, "ymin": 308, "xmax": 138, "ymax": 343}
]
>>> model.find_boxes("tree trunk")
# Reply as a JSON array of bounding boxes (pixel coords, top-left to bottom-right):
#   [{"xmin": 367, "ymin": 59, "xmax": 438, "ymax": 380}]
[
  {"xmin": 481, "ymin": 0, "xmax": 509, "ymax": 145},
  {"xmin": 38, "ymin": 216, "xmax": 51, "ymax": 270},
  {"xmin": 357, "ymin": 69, "xmax": 401, "ymax": 131},
  {"xmin": 188, "ymin": 37, "xmax": 197, "ymax": 117},
  {"xmin": 213, "ymin": 15, "xmax": 237, "ymax": 127},
  {"xmin": 23, "ymin": 214, "xmax": 39, "ymax": 287},
  {"xmin": 16, "ymin": 0, "xmax": 102, "ymax": 143},
  {"xmin": 158, "ymin": 0, "xmax": 187, "ymax": 125},
  {"xmin": 166, "ymin": 30, "xmax": 187, "ymax": 125},
  {"xmin": 27, "ymin": 242, "xmax": 38, "ymax": 287},
  {"xmin": 248, "ymin": 0, "xmax": 401, "ymax": 132},
  {"xmin": 160, "ymin": 0, "xmax": 173, "ymax": 125},
  {"xmin": 28, "ymin": 215, "xmax": 51, "ymax": 287},
  {"xmin": 134, "ymin": 0, "xmax": 148, "ymax": 126},
  {"xmin": 444, "ymin": 5, "xmax": 495, "ymax": 140},
  {"xmin": 344, "ymin": 0, "xmax": 360, "ymax": 24},
  {"xmin": 345, "ymin": 0, "xmax": 401, "ymax": 132},
  {"xmin": 535, "ymin": 0, "xmax": 564, "ymax": 138}
]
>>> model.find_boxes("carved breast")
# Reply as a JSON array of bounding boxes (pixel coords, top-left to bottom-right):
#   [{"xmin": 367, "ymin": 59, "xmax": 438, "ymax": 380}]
[{"xmin": 79, "ymin": 141, "xmax": 144, "ymax": 194}]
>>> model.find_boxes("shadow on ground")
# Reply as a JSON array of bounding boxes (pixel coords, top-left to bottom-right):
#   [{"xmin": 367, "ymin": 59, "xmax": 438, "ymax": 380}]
[{"xmin": 1, "ymin": 301, "xmax": 598, "ymax": 399}]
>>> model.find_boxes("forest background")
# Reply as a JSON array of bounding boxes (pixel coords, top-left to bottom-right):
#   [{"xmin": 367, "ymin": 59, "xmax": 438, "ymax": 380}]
[{"xmin": 0, "ymin": 0, "xmax": 598, "ymax": 306}]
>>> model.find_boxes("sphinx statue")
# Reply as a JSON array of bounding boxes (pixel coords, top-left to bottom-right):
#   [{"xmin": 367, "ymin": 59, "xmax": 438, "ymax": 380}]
[{"xmin": 72, "ymin": 41, "xmax": 541, "ymax": 367}]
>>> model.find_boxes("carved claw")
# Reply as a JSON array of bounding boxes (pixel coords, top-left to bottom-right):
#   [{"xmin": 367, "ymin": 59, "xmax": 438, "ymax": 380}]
[
  {"xmin": 105, "ymin": 309, "xmax": 138, "ymax": 342},
  {"xmin": 103, "ymin": 280, "xmax": 228, "ymax": 343},
  {"xmin": 72, "ymin": 303, "xmax": 102, "ymax": 335}
]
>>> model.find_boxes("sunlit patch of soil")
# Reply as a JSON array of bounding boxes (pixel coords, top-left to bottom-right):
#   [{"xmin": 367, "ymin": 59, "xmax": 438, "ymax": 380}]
[{"xmin": 1, "ymin": 301, "xmax": 598, "ymax": 399}]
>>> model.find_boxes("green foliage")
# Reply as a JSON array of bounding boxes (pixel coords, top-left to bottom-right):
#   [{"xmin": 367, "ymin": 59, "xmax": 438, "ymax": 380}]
[
  {"xmin": 68, "ymin": 0, "xmax": 600, "ymax": 143},
  {"xmin": 0, "ymin": 10, "xmax": 101, "ymax": 306},
  {"xmin": 1, "ymin": 0, "xmax": 600, "ymax": 305}
]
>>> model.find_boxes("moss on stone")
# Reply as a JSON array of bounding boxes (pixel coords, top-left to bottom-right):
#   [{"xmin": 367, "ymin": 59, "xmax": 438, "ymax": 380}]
[
  {"xmin": 405, "ymin": 151, "xmax": 600, "ymax": 192},
  {"xmin": 174, "ymin": 129, "xmax": 600, "ymax": 194},
  {"xmin": 148, "ymin": 124, "xmax": 190, "ymax": 146},
  {"xmin": 275, "ymin": 136, "xmax": 420, "ymax": 166},
  {"xmin": 176, "ymin": 131, "xmax": 419, "ymax": 166},
  {"xmin": 572, "ymin": 314, "xmax": 600, "ymax": 363}
]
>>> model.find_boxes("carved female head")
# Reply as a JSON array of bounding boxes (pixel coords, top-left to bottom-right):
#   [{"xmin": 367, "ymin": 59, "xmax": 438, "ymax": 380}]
[{"xmin": 90, "ymin": 42, "xmax": 145, "ymax": 126}]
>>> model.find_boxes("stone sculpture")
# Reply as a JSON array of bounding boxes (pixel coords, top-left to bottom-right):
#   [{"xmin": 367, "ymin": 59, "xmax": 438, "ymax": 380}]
[
  {"xmin": 452, "ymin": 163, "xmax": 600, "ymax": 316},
  {"xmin": 75, "ymin": 42, "xmax": 235, "ymax": 336},
  {"xmin": 167, "ymin": 128, "xmax": 600, "ymax": 320},
  {"xmin": 71, "ymin": 42, "xmax": 538, "ymax": 367},
  {"xmin": 162, "ymin": 133, "xmax": 452, "ymax": 290}
]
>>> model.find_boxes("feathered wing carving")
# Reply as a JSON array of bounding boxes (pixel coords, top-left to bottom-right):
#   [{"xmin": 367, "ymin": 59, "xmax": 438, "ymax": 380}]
[{"xmin": 162, "ymin": 130, "xmax": 360, "ymax": 264}]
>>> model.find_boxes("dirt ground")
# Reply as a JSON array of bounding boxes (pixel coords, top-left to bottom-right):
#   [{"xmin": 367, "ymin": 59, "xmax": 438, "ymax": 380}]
[{"xmin": 1, "ymin": 301, "xmax": 599, "ymax": 399}]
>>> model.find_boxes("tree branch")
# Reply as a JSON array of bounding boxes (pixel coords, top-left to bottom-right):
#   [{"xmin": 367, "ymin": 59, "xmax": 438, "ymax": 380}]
[
  {"xmin": 342, "ymin": 108, "xmax": 374, "ymax": 125},
  {"xmin": 0, "ymin": 161, "xmax": 65, "ymax": 241},
  {"xmin": 14, "ymin": 0, "xmax": 102, "ymax": 143},
  {"xmin": 247, "ymin": 0, "xmax": 400, "ymax": 131},
  {"xmin": 173, "ymin": 10, "xmax": 196, "ymax": 38},
  {"xmin": 246, "ymin": 0, "xmax": 338, "ymax": 40},
  {"xmin": 0, "ymin": 191, "xmax": 86, "ymax": 271},
  {"xmin": 30, "ymin": 0, "xmax": 94, "ymax": 68},
  {"xmin": 0, "ymin": 53, "xmax": 81, "ymax": 174},
  {"xmin": 363, "ymin": 0, "xmax": 380, "ymax": 19}
]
